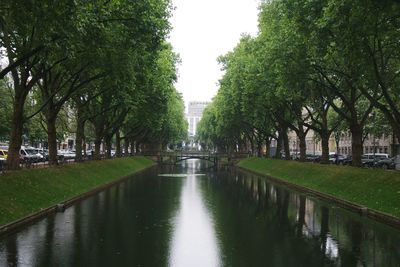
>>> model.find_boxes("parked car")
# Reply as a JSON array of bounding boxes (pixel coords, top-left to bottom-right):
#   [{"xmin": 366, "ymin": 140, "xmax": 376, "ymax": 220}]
[
  {"xmin": 374, "ymin": 157, "xmax": 396, "ymax": 169},
  {"xmin": 86, "ymin": 149, "xmax": 94, "ymax": 159},
  {"xmin": 0, "ymin": 148, "xmax": 8, "ymax": 160},
  {"xmin": 37, "ymin": 148, "xmax": 49, "ymax": 161},
  {"xmin": 20, "ymin": 146, "xmax": 43, "ymax": 163},
  {"xmin": 291, "ymin": 152, "xmax": 300, "ymax": 160},
  {"xmin": 58, "ymin": 150, "xmax": 75, "ymax": 160},
  {"xmin": 31, "ymin": 148, "xmax": 46, "ymax": 162},
  {"xmin": 0, "ymin": 156, "xmax": 5, "ymax": 172},
  {"xmin": 342, "ymin": 155, "xmax": 353, "ymax": 165},
  {"xmin": 306, "ymin": 154, "xmax": 321, "ymax": 162},
  {"xmin": 336, "ymin": 154, "xmax": 349, "ymax": 165},
  {"xmin": 362, "ymin": 153, "xmax": 390, "ymax": 168},
  {"xmin": 329, "ymin": 152, "xmax": 345, "ymax": 164}
]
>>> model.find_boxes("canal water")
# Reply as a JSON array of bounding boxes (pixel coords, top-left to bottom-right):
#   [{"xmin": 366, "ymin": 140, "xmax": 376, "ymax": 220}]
[{"xmin": 0, "ymin": 159, "xmax": 400, "ymax": 266}]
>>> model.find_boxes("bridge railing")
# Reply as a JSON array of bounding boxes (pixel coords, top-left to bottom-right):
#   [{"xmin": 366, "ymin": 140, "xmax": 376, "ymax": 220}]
[
  {"xmin": 138, "ymin": 150, "xmax": 250, "ymax": 160},
  {"xmin": 210, "ymin": 152, "xmax": 249, "ymax": 158}
]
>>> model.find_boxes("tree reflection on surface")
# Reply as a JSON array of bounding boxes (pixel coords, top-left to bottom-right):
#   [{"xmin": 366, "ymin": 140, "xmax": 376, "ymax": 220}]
[{"xmin": 0, "ymin": 160, "xmax": 399, "ymax": 266}]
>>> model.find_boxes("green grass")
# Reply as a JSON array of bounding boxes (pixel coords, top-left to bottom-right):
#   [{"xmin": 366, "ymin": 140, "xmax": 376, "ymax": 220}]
[
  {"xmin": 238, "ymin": 158, "xmax": 400, "ymax": 218},
  {"xmin": 0, "ymin": 157, "xmax": 154, "ymax": 226}
]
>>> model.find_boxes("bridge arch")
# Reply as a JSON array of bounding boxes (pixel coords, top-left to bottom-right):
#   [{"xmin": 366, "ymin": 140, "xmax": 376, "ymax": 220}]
[{"xmin": 174, "ymin": 155, "xmax": 217, "ymax": 164}]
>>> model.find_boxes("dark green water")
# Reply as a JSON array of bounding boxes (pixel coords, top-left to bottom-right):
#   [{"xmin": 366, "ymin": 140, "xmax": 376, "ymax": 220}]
[{"xmin": 0, "ymin": 159, "xmax": 400, "ymax": 266}]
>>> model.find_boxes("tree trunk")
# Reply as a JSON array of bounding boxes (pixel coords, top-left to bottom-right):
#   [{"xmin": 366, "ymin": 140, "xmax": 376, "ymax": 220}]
[
  {"xmin": 7, "ymin": 98, "xmax": 24, "ymax": 170},
  {"xmin": 105, "ymin": 136, "xmax": 112, "ymax": 159},
  {"xmin": 282, "ymin": 129, "xmax": 290, "ymax": 160},
  {"xmin": 230, "ymin": 141, "xmax": 236, "ymax": 155},
  {"xmin": 75, "ymin": 106, "xmax": 85, "ymax": 162},
  {"xmin": 124, "ymin": 138, "xmax": 130, "ymax": 157},
  {"xmin": 334, "ymin": 133, "xmax": 340, "ymax": 159},
  {"xmin": 115, "ymin": 129, "xmax": 122, "ymax": 157},
  {"xmin": 246, "ymin": 134, "xmax": 254, "ymax": 155},
  {"xmin": 395, "ymin": 127, "xmax": 400, "ymax": 147},
  {"xmin": 135, "ymin": 142, "xmax": 140, "ymax": 155},
  {"xmin": 320, "ymin": 131, "xmax": 330, "ymax": 164},
  {"xmin": 257, "ymin": 138, "xmax": 263, "ymax": 157},
  {"xmin": 47, "ymin": 116, "xmax": 58, "ymax": 165},
  {"xmin": 94, "ymin": 137, "xmax": 102, "ymax": 160},
  {"xmin": 130, "ymin": 139, "xmax": 135, "ymax": 155},
  {"xmin": 83, "ymin": 138, "xmax": 87, "ymax": 158},
  {"xmin": 265, "ymin": 137, "xmax": 271, "ymax": 158},
  {"xmin": 350, "ymin": 123, "xmax": 363, "ymax": 167},
  {"xmin": 297, "ymin": 130, "xmax": 307, "ymax": 162},
  {"xmin": 275, "ymin": 136, "xmax": 282, "ymax": 158},
  {"xmin": 238, "ymin": 137, "xmax": 246, "ymax": 153},
  {"xmin": 237, "ymin": 139, "xmax": 242, "ymax": 153}
]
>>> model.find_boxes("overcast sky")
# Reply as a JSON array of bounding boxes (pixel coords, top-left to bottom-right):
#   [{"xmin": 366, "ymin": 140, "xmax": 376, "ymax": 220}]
[{"xmin": 168, "ymin": 0, "xmax": 260, "ymax": 108}]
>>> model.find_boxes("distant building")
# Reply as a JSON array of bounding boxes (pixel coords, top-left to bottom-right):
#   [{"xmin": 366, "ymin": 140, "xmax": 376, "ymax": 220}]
[
  {"xmin": 271, "ymin": 129, "xmax": 399, "ymax": 158},
  {"xmin": 186, "ymin": 101, "xmax": 210, "ymax": 137},
  {"xmin": 269, "ymin": 108, "xmax": 400, "ymax": 157}
]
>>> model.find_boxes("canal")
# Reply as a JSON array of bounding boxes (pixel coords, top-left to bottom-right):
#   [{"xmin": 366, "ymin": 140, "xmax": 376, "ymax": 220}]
[{"xmin": 0, "ymin": 159, "xmax": 400, "ymax": 266}]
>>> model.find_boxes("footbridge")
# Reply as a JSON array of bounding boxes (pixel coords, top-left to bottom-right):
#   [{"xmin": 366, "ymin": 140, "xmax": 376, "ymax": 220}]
[
  {"xmin": 173, "ymin": 151, "xmax": 219, "ymax": 164},
  {"xmin": 140, "ymin": 151, "xmax": 249, "ymax": 165}
]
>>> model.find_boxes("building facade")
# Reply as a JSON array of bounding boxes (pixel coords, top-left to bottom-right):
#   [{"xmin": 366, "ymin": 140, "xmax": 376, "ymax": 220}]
[
  {"xmin": 279, "ymin": 129, "xmax": 399, "ymax": 157},
  {"xmin": 185, "ymin": 101, "xmax": 210, "ymax": 137}
]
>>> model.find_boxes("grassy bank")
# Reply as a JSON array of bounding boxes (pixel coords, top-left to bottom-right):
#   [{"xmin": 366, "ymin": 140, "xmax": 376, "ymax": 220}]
[
  {"xmin": 0, "ymin": 157, "xmax": 154, "ymax": 226},
  {"xmin": 238, "ymin": 158, "xmax": 400, "ymax": 218}
]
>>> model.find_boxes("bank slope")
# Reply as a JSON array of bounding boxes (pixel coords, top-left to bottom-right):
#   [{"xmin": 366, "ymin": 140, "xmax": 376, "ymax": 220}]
[
  {"xmin": 238, "ymin": 158, "xmax": 400, "ymax": 218},
  {"xmin": 0, "ymin": 157, "xmax": 154, "ymax": 226}
]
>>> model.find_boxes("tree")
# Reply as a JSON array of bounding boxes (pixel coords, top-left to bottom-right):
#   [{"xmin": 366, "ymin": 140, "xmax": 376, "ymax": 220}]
[
  {"xmin": 1, "ymin": 0, "xmax": 86, "ymax": 169},
  {"xmin": 199, "ymin": 0, "xmax": 400, "ymax": 167},
  {"xmin": 0, "ymin": 79, "xmax": 12, "ymax": 141},
  {"xmin": 1, "ymin": 0, "xmax": 175, "ymax": 168}
]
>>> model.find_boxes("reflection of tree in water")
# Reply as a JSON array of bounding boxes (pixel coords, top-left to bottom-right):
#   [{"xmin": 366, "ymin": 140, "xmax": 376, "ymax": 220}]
[
  {"xmin": 1, "ymin": 165, "xmax": 400, "ymax": 266},
  {"xmin": 297, "ymin": 196, "xmax": 306, "ymax": 238},
  {"xmin": 207, "ymin": 169, "xmax": 400, "ymax": 266},
  {"xmin": 276, "ymin": 187, "xmax": 290, "ymax": 224},
  {"xmin": 5, "ymin": 235, "xmax": 18, "ymax": 266},
  {"xmin": 72, "ymin": 204, "xmax": 83, "ymax": 265},
  {"xmin": 206, "ymin": 172, "xmax": 331, "ymax": 266},
  {"xmin": 42, "ymin": 217, "xmax": 55, "ymax": 266},
  {"xmin": 254, "ymin": 179, "xmax": 264, "ymax": 213},
  {"xmin": 264, "ymin": 179, "xmax": 270, "ymax": 208},
  {"xmin": 338, "ymin": 220, "xmax": 362, "ymax": 266},
  {"xmin": 319, "ymin": 207, "xmax": 329, "ymax": 256},
  {"xmin": 0, "ymin": 169, "xmax": 185, "ymax": 266}
]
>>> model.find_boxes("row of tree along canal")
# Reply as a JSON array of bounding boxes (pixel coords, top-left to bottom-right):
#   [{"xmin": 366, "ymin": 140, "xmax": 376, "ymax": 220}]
[
  {"xmin": 197, "ymin": 0, "xmax": 400, "ymax": 166},
  {"xmin": 0, "ymin": 0, "xmax": 187, "ymax": 170}
]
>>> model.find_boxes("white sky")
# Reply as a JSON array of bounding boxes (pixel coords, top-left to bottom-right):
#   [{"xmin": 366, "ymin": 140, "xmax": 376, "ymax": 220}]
[{"xmin": 168, "ymin": 0, "xmax": 260, "ymax": 108}]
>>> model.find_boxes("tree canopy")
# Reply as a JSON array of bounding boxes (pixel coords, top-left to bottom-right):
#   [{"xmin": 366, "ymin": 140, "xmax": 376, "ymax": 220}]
[
  {"xmin": 0, "ymin": 0, "xmax": 187, "ymax": 169},
  {"xmin": 198, "ymin": 0, "xmax": 400, "ymax": 166}
]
